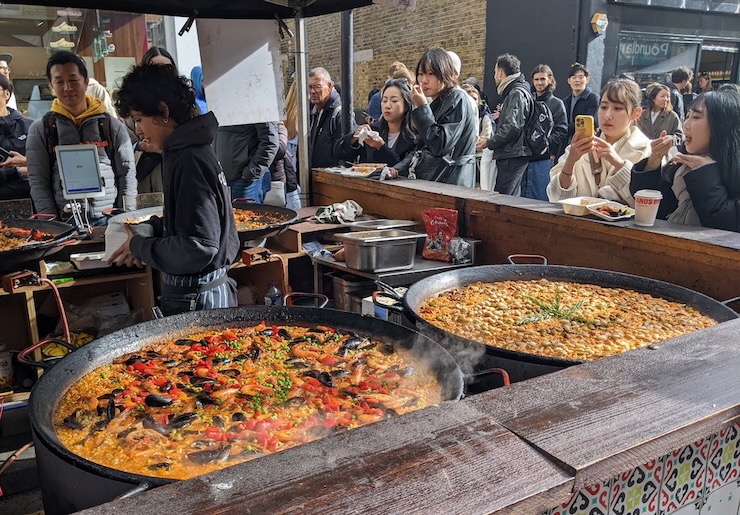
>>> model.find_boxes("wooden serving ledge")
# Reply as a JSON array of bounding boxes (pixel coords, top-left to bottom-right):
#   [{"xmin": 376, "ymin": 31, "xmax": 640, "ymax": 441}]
[{"xmin": 81, "ymin": 172, "xmax": 740, "ymax": 514}]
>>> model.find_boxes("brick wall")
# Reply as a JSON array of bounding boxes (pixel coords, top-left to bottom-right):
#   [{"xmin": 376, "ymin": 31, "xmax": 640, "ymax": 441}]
[{"xmin": 281, "ymin": 0, "xmax": 487, "ymax": 108}]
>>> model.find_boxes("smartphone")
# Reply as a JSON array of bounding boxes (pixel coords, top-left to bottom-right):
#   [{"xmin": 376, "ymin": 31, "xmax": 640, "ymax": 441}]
[
  {"xmin": 575, "ymin": 115, "xmax": 595, "ymax": 140},
  {"xmin": 0, "ymin": 147, "xmax": 11, "ymax": 162}
]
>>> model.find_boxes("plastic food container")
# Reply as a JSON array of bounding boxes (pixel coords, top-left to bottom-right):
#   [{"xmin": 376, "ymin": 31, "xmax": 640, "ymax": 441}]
[
  {"xmin": 349, "ymin": 219, "xmax": 417, "ymax": 231},
  {"xmin": 338, "ymin": 230, "xmax": 426, "ymax": 273},
  {"xmin": 558, "ymin": 196, "xmax": 604, "ymax": 216},
  {"xmin": 70, "ymin": 252, "xmax": 112, "ymax": 270}
]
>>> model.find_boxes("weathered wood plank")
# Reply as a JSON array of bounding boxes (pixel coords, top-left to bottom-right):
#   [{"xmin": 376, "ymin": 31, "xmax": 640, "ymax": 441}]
[
  {"xmin": 80, "ymin": 402, "xmax": 573, "ymax": 515},
  {"xmin": 477, "ymin": 318, "xmax": 740, "ymax": 490}
]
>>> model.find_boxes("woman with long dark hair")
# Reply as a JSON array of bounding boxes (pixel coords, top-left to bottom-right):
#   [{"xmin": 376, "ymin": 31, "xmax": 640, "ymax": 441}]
[
  {"xmin": 109, "ymin": 65, "xmax": 240, "ymax": 314},
  {"xmin": 141, "ymin": 46, "xmax": 178, "ymax": 71},
  {"xmin": 631, "ymin": 90, "xmax": 740, "ymax": 232},
  {"xmin": 335, "ymin": 78, "xmax": 416, "ymax": 166},
  {"xmin": 389, "ymin": 48, "xmax": 477, "ymax": 186}
]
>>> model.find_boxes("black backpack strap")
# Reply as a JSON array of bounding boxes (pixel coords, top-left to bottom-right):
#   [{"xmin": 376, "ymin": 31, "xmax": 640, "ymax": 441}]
[
  {"xmin": 98, "ymin": 114, "xmax": 116, "ymax": 170},
  {"xmin": 43, "ymin": 112, "xmax": 60, "ymax": 164}
]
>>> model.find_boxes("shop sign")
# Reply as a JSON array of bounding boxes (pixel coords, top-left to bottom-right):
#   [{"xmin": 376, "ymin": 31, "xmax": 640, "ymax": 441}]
[{"xmin": 617, "ymin": 36, "xmax": 698, "ymax": 74}]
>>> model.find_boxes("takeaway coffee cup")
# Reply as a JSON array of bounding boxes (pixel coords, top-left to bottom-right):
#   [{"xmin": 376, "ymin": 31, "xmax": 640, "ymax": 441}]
[{"xmin": 634, "ymin": 189, "xmax": 663, "ymax": 227}]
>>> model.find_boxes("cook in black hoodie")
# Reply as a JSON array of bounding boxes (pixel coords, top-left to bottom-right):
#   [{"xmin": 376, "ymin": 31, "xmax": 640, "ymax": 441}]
[{"xmin": 110, "ymin": 65, "xmax": 239, "ymax": 316}]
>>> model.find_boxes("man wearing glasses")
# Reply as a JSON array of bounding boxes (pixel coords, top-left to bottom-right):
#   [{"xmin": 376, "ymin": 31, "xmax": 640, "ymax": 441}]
[
  {"xmin": 0, "ymin": 54, "xmax": 17, "ymax": 110},
  {"xmin": 308, "ymin": 67, "xmax": 349, "ymax": 168}
]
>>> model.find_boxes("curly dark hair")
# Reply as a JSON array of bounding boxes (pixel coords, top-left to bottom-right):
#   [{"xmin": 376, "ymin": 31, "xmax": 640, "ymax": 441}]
[{"xmin": 115, "ymin": 64, "xmax": 198, "ymax": 125}]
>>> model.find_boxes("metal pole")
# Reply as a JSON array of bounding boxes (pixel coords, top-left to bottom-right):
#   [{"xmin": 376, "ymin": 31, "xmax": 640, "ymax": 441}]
[
  {"xmin": 294, "ymin": 9, "xmax": 311, "ymax": 207},
  {"xmin": 340, "ymin": 10, "xmax": 354, "ymax": 136}
]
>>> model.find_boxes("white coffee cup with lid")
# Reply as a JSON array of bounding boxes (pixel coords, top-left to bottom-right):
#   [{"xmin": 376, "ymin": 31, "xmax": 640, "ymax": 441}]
[{"xmin": 634, "ymin": 189, "xmax": 663, "ymax": 227}]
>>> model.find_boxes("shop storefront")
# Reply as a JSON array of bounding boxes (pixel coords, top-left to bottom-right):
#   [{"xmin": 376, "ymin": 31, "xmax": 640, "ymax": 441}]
[
  {"xmin": 0, "ymin": 4, "xmax": 151, "ymax": 118},
  {"xmin": 605, "ymin": 0, "xmax": 740, "ymax": 88}
]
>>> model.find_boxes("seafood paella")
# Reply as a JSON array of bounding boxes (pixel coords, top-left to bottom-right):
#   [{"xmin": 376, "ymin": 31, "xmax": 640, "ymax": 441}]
[
  {"xmin": 0, "ymin": 220, "xmax": 55, "ymax": 252},
  {"xmin": 54, "ymin": 323, "xmax": 442, "ymax": 479}
]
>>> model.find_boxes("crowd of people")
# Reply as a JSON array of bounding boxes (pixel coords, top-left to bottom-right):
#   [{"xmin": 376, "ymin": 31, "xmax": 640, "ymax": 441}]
[{"xmin": 0, "ymin": 46, "xmax": 738, "ymax": 249}]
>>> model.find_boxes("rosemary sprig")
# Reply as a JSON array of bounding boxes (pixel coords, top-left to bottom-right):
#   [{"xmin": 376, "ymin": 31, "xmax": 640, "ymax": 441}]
[{"xmin": 517, "ymin": 289, "xmax": 592, "ymax": 325}]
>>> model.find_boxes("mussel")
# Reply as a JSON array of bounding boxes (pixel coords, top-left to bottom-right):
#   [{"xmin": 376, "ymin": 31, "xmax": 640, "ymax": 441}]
[
  {"xmin": 317, "ymin": 372, "xmax": 334, "ymax": 388},
  {"xmin": 285, "ymin": 358, "xmax": 311, "ymax": 369},
  {"xmin": 190, "ymin": 376, "xmax": 216, "ymax": 386},
  {"xmin": 62, "ymin": 410, "xmax": 84, "ymax": 430},
  {"xmin": 250, "ymin": 347, "xmax": 262, "ymax": 361},
  {"xmin": 148, "ymin": 462, "xmax": 171, "ymax": 471},
  {"xmin": 175, "ymin": 339, "xmax": 199, "ymax": 346},
  {"xmin": 160, "ymin": 380, "xmax": 173, "ymax": 393},
  {"xmin": 144, "ymin": 394, "xmax": 173, "ymax": 407},
  {"xmin": 284, "ymin": 397, "xmax": 306, "ymax": 408},
  {"xmin": 211, "ymin": 357, "xmax": 232, "ymax": 366},
  {"xmin": 163, "ymin": 360, "xmax": 179, "ymax": 368},
  {"xmin": 187, "ymin": 445, "xmax": 231, "ymax": 465},
  {"xmin": 231, "ymin": 412, "xmax": 247, "ymax": 422},
  {"xmin": 260, "ymin": 328, "xmax": 274, "ymax": 337},
  {"xmin": 212, "ymin": 415, "xmax": 225, "ymax": 428},
  {"xmin": 195, "ymin": 393, "xmax": 217, "ymax": 407},
  {"xmin": 278, "ymin": 328, "xmax": 292, "ymax": 339},
  {"xmin": 124, "ymin": 355, "xmax": 146, "ymax": 367},
  {"xmin": 221, "ymin": 369, "xmax": 241, "ymax": 378},
  {"xmin": 106, "ymin": 398, "xmax": 116, "ymax": 421},
  {"xmin": 167, "ymin": 413, "xmax": 197, "ymax": 430},
  {"xmin": 142, "ymin": 417, "xmax": 168, "ymax": 435},
  {"xmin": 288, "ymin": 337, "xmax": 308, "ymax": 346},
  {"xmin": 330, "ymin": 370, "xmax": 350, "ymax": 378}
]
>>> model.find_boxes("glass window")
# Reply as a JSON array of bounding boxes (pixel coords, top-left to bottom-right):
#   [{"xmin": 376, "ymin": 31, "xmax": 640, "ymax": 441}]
[
  {"xmin": 611, "ymin": 0, "xmax": 739, "ymax": 13},
  {"xmin": 617, "ymin": 35, "xmax": 700, "ymax": 86}
]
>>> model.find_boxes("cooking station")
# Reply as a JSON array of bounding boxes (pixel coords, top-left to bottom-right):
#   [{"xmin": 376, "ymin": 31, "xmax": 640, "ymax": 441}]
[{"xmin": 2, "ymin": 171, "xmax": 739, "ymax": 514}]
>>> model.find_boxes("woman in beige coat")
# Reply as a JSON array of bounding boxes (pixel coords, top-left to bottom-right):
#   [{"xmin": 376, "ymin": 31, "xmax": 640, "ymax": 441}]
[
  {"xmin": 636, "ymin": 83, "xmax": 683, "ymax": 140},
  {"xmin": 547, "ymin": 79, "xmax": 650, "ymax": 207}
]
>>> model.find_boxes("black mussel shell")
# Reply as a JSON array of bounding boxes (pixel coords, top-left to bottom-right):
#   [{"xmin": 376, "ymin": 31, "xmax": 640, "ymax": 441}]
[
  {"xmin": 187, "ymin": 446, "xmax": 231, "ymax": 465},
  {"xmin": 317, "ymin": 372, "xmax": 334, "ymax": 388},
  {"xmin": 144, "ymin": 394, "xmax": 173, "ymax": 407},
  {"xmin": 285, "ymin": 358, "xmax": 311, "ymax": 369},
  {"xmin": 125, "ymin": 355, "xmax": 146, "ymax": 367},
  {"xmin": 231, "ymin": 412, "xmax": 247, "ymax": 422},
  {"xmin": 148, "ymin": 462, "xmax": 171, "ymax": 471},
  {"xmin": 278, "ymin": 328, "xmax": 292, "ymax": 339},
  {"xmin": 168, "ymin": 413, "xmax": 197, "ymax": 430},
  {"xmin": 212, "ymin": 415, "xmax": 225, "ymax": 428},
  {"xmin": 284, "ymin": 397, "xmax": 306, "ymax": 408},
  {"xmin": 330, "ymin": 370, "xmax": 350, "ymax": 378},
  {"xmin": 175, "ymin": 339, "xmax": 199, "ymax": 346}
]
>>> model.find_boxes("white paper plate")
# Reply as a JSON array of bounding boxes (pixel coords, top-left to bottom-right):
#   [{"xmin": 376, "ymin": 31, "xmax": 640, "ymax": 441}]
[{"xmin": 587, "ymin": 201, "xmax": 635, "ymax": 221}]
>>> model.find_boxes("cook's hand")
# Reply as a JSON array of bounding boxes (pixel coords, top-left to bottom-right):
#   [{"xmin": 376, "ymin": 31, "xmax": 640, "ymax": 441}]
[
  {"xmin": 137, "ymin": 138, "xmax": 162, "ymax": 154},
  {"xmin": 0, "ymin": 150, "xmax": 27, "ymax": 168},
  {"xmin": 646, "ymin": 130, "xmax": 674, "ymax": 171},
  {"xmin": 364, "ymin": 133, "xmax": 385, "ymax": 149},
  {"xmin": 107, "ymin": 224, "xmax": 143, "ymax": 268},
  {"xmin": 592, "ymin": 137, "xmax": 625, "ymax": 169},
  {"xmin": 410, "ymin": 84, "xmax": 428, "ymax": 108},
  {"xmin": 672, "ymin": 153, "xmax": 716, "ymax": 170}
]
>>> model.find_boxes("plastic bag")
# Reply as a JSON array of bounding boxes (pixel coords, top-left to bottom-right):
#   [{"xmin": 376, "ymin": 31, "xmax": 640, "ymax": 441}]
[{"xmin": 421, "ymin": 208, "xmax": 458, "ymax": 262}]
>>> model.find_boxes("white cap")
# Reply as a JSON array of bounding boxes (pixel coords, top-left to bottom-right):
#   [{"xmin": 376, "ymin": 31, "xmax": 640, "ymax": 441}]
[{"xmin": 447, "ymin": 51, "xmax": 461, "ymax": 77}]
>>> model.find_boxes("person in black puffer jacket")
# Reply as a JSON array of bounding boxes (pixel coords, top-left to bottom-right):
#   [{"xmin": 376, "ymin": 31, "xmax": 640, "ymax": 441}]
[
  {"xmin": 0, "ymin": 75, "xmax": 31, "ymax": 200},
  {"xmin": 484, "ymin": 53, "xmax": 534, "ymax": 195},
  {"xmin": 110, "ymin": 65, "xmax": 240, "ymax": 316}
]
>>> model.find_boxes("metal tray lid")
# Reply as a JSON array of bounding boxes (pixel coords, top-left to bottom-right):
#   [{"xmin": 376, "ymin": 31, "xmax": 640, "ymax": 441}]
[{"xmin": 338, "ymin": 229, "xmax": 426, "ymax": 243}]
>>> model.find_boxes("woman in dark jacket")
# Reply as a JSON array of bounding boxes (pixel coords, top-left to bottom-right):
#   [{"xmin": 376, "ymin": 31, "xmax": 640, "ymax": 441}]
[
  {"xmin": 0, "ymin": 75, "xmax": 32, "ymax": 200},
  {"xmin": 110, "ymin": 65, "xmax": 240, "ymax": 315},
  {"xmin": 631, "ymin": 90, "xmax": 740, "ymax": 232},
  {"xmin": 390, "ymin": 48, "xmax": 478, "ymax": 187},
  {"xmin": 335, "ymin": 78, "xmax": 416, "ymax": 166}
]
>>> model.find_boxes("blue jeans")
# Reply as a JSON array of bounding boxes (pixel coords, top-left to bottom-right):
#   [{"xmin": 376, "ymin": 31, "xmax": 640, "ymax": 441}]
[
  {"xmin": 229, "ymin": 170, "xmax": 272, "ymax": 204},
  {"xmin": 521, "ymin": 159, "xmax": 552, "ymax": 201}
]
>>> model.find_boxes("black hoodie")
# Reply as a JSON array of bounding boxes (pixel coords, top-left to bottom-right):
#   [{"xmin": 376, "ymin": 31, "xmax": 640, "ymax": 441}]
[
  {"xmin": 131, "ymin": 112, "xmax": 239, "ymax": 276},
  {"xmin": 0, "ymin": 108, "xmax": 31, "ymax": 184}
]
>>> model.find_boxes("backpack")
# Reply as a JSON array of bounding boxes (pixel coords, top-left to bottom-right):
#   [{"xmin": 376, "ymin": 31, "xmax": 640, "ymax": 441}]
[
  {"xmin": 43, "ymin": 112, "xmax": 115, "ymax": 168},
  {"xmin": 524, "ymin": 97, "xmax": 554, "ymax": 158}
]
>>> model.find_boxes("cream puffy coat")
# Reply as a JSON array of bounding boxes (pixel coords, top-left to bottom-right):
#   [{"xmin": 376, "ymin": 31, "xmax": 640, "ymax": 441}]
[{"xmin": 546, "ymin": 126, "xmax": 650, "ymax": 207}]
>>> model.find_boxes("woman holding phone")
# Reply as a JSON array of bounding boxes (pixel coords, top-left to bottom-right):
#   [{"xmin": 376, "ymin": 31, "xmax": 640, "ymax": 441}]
[
  {"xmin": 547, "ymin": 78, "xmax": 651, "ymax": 207},
  {"xmin": 630, "ymin": 90, "xmax": 740, "ymax": 232}
]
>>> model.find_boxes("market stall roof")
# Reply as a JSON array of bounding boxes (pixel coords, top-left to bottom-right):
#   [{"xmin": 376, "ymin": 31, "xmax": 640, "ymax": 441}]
[{"xmin": 0, "ymin": 0, "xmax": 374, "ymax": 19}]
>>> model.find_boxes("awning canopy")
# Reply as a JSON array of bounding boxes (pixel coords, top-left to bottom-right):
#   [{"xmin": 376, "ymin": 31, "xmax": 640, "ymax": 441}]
[{"xmin": 0, "ymin": 0, "xmax": 374, "ymax": 19}]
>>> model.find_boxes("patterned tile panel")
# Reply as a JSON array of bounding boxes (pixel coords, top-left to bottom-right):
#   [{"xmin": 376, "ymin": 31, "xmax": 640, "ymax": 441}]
[
  {"xmin": 659, "ymin": 438, "xmax": 710, "ymax": 514},
  {"xmin": 543, "ymin": 424, "xmax": 740, "ymax": 515}
]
